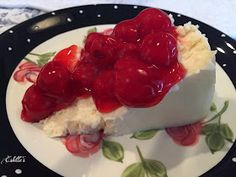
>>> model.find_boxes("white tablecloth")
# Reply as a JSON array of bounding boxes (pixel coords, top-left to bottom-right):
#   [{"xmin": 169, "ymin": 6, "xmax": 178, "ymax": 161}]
[{"xmin": 0, "ymin": 0, "xmax": 236, "ymax": 39}]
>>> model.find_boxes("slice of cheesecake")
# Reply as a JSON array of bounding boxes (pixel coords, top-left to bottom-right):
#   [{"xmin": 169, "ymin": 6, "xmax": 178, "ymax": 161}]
[
  {"xmin": 21, "ymin": 8, "xmax": 215, "ymax": 137},
  {"xmin": 40, "ymin": 22, "xmax": 215, "ymax": 137}
]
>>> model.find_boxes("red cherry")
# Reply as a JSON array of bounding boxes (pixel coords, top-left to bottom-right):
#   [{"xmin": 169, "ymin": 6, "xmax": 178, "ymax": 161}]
[
  {"xmin": 54, "ymin": 93, "xmax": 77, "ymax": 111},
  {"xmin": 169, "ymin": 26, "xmax": 178, "ymax": 38},
  {"xmin": 92, "ymin": 70, "xmax": 121, "ymax": 113},
  {"xmin": 21, "ymin": 85, "xmax": 56, "ymax": 122},
  {"xmin": 114, "ymin": 56, "xmax": 167, "ymax": 107},
  {"xmin": 84, "ymin": 33, "xmax": 103, "ymax": 52},
  {"xmin": 136, "ymin": 8, "xmax": 172, "ymax": 38},
  {"xmin": 163, "ymin": 62, "xmax": 186, "ymax": 88},
  {"xmin": 140, "ymin": 32, "xmax": 177, "ymax": 66},
  {"xmin": 37, "ymin": 61, "xmax": 73, "ymax": 97},
  {"xmin": 117, "ymin": 42, "xmax": 138, "ymax": 59},
  {"xmin": 112, "ymin": 19, "xmax": 139, "ymax": 43},
  {"xmin": 72, "ymin": 54, "xmax": 99, "ymax": 96},
  {"xmin": 53, "ymin": 45, "xmax": 80, "ymax": 72},
  {"xmin": 86, "ymin": 34, "xmax": 120, "ymax": 67},
  {"xmin": 37, "ymin": 61, "xmax": 77, "ymax": 109}
]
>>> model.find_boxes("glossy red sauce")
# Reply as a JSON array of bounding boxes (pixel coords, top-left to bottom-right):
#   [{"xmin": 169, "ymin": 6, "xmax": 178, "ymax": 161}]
[{"xmin": 21, "ymin": 8, "xmax": 186, "ymax": 122}]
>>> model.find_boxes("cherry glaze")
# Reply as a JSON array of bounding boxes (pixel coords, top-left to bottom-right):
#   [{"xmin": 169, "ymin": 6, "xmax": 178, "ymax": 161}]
[
  {"xmin": 21, "ymin": 85, "xmax": 57, "ymax": 122},
  {"xmin": 21, "ymin": 8, "xmax": 186, "ymax": 122}
]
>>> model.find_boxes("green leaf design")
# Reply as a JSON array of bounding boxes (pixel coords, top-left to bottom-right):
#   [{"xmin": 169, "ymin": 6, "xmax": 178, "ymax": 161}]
[
  {"xmin": 36, "ymin": 52, "xmax": 56, "ymax": 66},
  {"xmin": 206, "ymin": 132, "xmax": 225, "ymax": 154},
  {"xmin": 220, "ymin": 124, "xmax": 234, "ymax": 143},
  {"xmin": 131, "ymin": 130, "xmax": 158, "ymax": 140},
  {"xmin": 121, "ymin": 163, "xmax": 145, "ymax": 177},
  {"xmin": 122, "ymin": 146, "xmax": 168, "ymax": 177},
  {"xmin": 24, "ymin": 57, "xmax": 38, "ymax": 65},
  {"xmin": 102, "ymin": 140, "xmax": 124, "ymax": 162},
  {"xmin": 136, "ymin": 146, "xmax": 168, "ymax": 177},
  {"xmin": 200, "ymin": 100, "xmax": 233, "ymax": 154},
  {"xmin": 87, "ymin": 27, "xmax": 97, "ymax": 34},
  {"xmin": 204, "ymin": 101, "xmax": 229, "ymax": 124},
  {"xmin": 144, "ymin": 159, "xmax": 167, "ymax": 177},
  {"xmin": 210, "ymin": 103, "xmax": 217, "ymax": 112},
  {"xmin": 201, "ymin": 123, "xmax": 218, "ymax": 135},
  {"xmin": 25, "ymin": 52, "xmax": 56, "ymax": 67}
]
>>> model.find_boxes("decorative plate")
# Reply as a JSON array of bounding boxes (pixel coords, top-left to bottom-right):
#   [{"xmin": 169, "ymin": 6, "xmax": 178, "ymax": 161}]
[{"xmin": 1, "ymin": 4, "xmax": 236, "ymax": 177}]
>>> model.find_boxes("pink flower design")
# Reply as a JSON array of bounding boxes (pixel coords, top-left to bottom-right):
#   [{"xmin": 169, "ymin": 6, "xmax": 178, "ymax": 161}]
[
  {"xmin": 165, "ymin": 121, "xmax": 202, "ymax": 146},
  {"xmin": 102, "ymin": 28, "xmax": 113, "ymax": 35},
  {"xmin": 13, "ymin": 61, "xmax": 41, "ymax": 83},
  {"xmin": 64, "ymin": 131, "xmax": 104, "ymax": 158}
]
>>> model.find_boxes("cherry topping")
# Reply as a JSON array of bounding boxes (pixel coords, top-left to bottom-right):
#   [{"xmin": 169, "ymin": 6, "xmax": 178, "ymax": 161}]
[
  {"xmin": 112, "ymin": 19, "xmax": 139, "ymax": 43},
  {"xmin": 118, "ymin": 42, "xmax": 138, "ymax": 59},
  {"xmin": 140, "ymin": 32, "xmax": 177, "ymax": 66},
  {"xmin": 85, "ymin": 33, "xmax": 102, "ymax": 52},
  {"xmin": 37, "ymin": 61, "xmax": 72, "ymax": 97},
  {"xmin": 21, "ymin": 8, "xmax": 186, "ymax": 121},
  {"xmin": 37, "ymin": 61, "xmax": 77, "ymax": 110},
  {"xmin": 72, "ymin": 54, "xmax": 99, "ymax": 96},
  {"xmin": 114, "ymin": 56, "xmax": 167, "ymax": 107},
  {"xmin": 53, "ymin": 45, "xmax": 80, "ymax": 72},
  {"xmin": 92, "ymin": 70, "xmax": 121, "ymax": 113},
  {"xmin": 163, "ymin": 62, "xmax": 186, "ymax": 87},
  {"xmin": 135, "ymin": 8, "xmax": 172, "ymax": 38},
  {"xmin": 21, "ymin": 85, "xmax": 56, "ymax": 122},
  {"xmin": 86, "ymin": 34, "xmax": 120, "ymax": 67}
]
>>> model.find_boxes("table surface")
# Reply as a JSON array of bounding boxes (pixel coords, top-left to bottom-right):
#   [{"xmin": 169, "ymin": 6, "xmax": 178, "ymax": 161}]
[{"xmin": 0, "ymin": 0, "xmax": 236, "ymax": 40}]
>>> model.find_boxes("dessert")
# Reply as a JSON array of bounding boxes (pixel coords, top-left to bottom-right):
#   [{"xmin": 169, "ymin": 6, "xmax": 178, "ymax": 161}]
[{"xmin": 21, "ymin": 8, "xmax": 215, "ymax": 138}]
